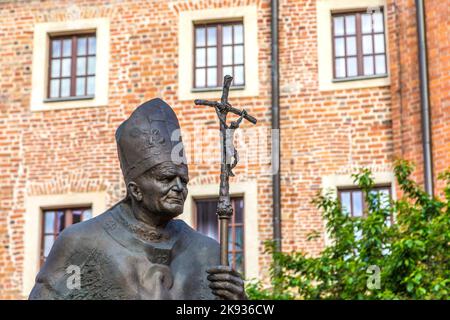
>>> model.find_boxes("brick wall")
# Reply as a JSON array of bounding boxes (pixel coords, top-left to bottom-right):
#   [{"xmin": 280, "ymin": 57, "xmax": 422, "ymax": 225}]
[
  {"xmin": 0, "ymin": 0, "xmax": 447, "ymax": 299},
  {"xmin": 388, "ymin": 0, "xmax": 449, "ymax": 194},
  {"xmin": 424, "ymin": 0, "xmax": 450, "ymax": 193}
]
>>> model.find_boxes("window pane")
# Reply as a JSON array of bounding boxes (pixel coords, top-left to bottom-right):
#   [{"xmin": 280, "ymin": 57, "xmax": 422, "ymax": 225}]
[
  {"xmin": 378, "ymin": 189, "xmax": 390, "ymax": 209},
  {"xmin": 374, "ymin": 34, "xmax": 385, "ymax": 53},
  {"xmin": 333, "ymin": 16, "xmax": 344, "ymax": 36},
  {"xmin": 362, "ymin": 14, "xmax": 372, "ymax": 33},
  {"xmin": 207, "ymin": 47, "xmax": 217, "ymax": 66},
  {"xmin": 195, "ymin": 198, "xmax": 243, "ymax": 274},
  {"xmin": 340, "ymin": 192, "xmax": 351, "ymax": 214},
  {"xmin": 76, "ymin": 77, "xmax": 85, "ymax": 96},
  {"xmin": 228, "ymin": 228, "xmax": 233, "ymax": 251},
  {"xmin": 222, "ymin": 46, "xmax": 232, "ymax": 65},
  {"xmin": 87, "ymin": 57, "xmax": 96, "ymax": 74},
  {"xmin": 44, "ymin": 235, "xmax": 54, "ymax": 257},
  {"xmin": 234, "ymin": 45, "xmax": 244, "ymax": 64},
  {"xmin": 235, "ymin": 226, "xmax": 243, "ymax": 250},
  {"xmin": 228, "ymin": 253, "xmax": 233, "ymax": 266},
  {"xmin": 373, "ymin": 12, "xmax": 384, "ymax": 32},
  {"xmin": 51, "ymin": 59, "xmax": 60, "ymax": 77},
  {"xmin": 364, "ymin": 56, "xmax": 374, "ymax": 76},
  {"xmin": 72, "ymin": 210, "xmax": 83, "ymax": 224},
  {"xmin": 195, "ymin": 27, "xmax": 205, "ymax": 46},
  {"xmin": 375, "ymin": 55, "xmax": 386, "ymax": 74},
  {"xmin": 334, "ymin": 38, "xmax": 345, "ymax": 57},
  {"xmin": 56, "ymin": 211, "xmax": 65, "ymax": 233},
  {"xmin": 88, "ymin": 36, "xmax": 96, "ymax": 54},
  {"xmin": 369, "ymin": 190, "xmax": 378, "ymax": 203},
  {"xmin": 235, "ymin": 253, "xmax": 243, "ymax": 274},
  {"xmin": 207, "ymin": 27, "xmax": 216, "ymax": 46},
  {"xmin": 346, "ymin": 36, "xmax": 356, "ymax": 56},
  {"xmin": 234, "ymin": 65, "xmax": 244, "ymax": 85},
  {"xmin": 196, "ymin": 200, "xmax": 218, "ymax": 240},
  {"xmin": 352, "ymin": 191, "xmax": 363, "ymax": 217},
  {"xmin": 195, "ymin": 48, "xmax": 206, "ymax": 67},
  {"xmin": 335, "ymin": 58, "xmax": 345, "ymax": 78},
  {"xmin": 62, "ymin": 39, "xmax": 72, "ymax": 57},
  {"xmin": 234, "ymin": 24, "xmax": 243, "ymax": 44},
  {"xmin": 42, "ymin": 207, "xmax": 92, "ymax": 263},
  {"xmin": 52, "ymin": 40, "xmax": 61, "ymax": 58},
  {"xmin": 61, "ymin": 79, "xmax": 70, "ymax": 97},
  {"xmin": 77, "ymin": 37, "xmax": 87, "ymax": 56},
  {"xmin": 345, "ymin": 15, "xmax": 356, "ymax": 35},
  {"xmin": 235, "ymin": 198, "xmax": 244, "ymax": 223},
  {"xmin": 207, "ymin": 67, "xmax": 217, "ymax": 87},
  {"xmin": 223, "ymin": 26, "xmax": 233, "ymax": 45},
  {"xmin": 87, "ymin": 76, "xmax": 95, "ymax": 95},
  {"xmin": 83, "ymin": 209, "xmax": 92, "ymax": 221},
  {"xmin": 346, "ymin": 57, "xmax": 357, "ymax": 77},
  {"xmin": 50, "ymin": 79, "xmax": 60, "ymax": 98},
  {"xmin": 362, "ymin": 35, "xmax": 373, "ymax": 54},
  {"xmin": 223, "ymin": 66, "xmax": 233, "ymax": 78},
  {"xmin": 195, "ymin": 68, "xmax": 206, "ymax": 87},
  {"xmin": 61, "ymin": 58, "xmax": 71, "ymax": 77},
  {"xmin": 44, "ymin": 211, "xmax": 55, "ymax": 233},
  {"xmin": 77, "ymin": 57, "xmax": 86, "ymax": 76}
]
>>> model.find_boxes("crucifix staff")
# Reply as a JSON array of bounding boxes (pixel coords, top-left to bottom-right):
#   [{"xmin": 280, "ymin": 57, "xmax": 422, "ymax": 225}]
[{"xmin": 194, "ymin": 75, "xmax": 257, "ymax": 266}]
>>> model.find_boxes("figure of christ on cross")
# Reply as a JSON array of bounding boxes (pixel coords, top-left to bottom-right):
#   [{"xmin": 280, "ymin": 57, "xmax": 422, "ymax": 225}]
[{"xmin": 194, "ymin": 75, "xmax": 257, "ymax": 266}]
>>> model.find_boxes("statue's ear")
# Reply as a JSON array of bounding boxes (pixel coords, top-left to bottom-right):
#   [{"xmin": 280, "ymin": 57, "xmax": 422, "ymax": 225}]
[{"xmin": 128, "ymin": 181, "xmax": 143, "ymax": 202}]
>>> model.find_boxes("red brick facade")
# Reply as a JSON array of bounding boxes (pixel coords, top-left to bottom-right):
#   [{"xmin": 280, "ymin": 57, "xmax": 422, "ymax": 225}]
[
  {"xmin": 388, "ymin": 0, "xmax": 449, "ymax": 194},
  {"xmin": 0, "ymin": 0, "xmax": 448, "ymax": 299}
]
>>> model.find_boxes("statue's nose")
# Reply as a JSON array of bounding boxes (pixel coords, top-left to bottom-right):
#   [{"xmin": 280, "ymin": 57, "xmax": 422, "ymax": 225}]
[{"xmin": 173, "ymin": 177, "xmax": 183, "ymax": 192}]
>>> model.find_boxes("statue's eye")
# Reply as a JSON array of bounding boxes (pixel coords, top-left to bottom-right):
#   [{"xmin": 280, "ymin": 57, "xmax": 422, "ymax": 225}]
[{"xmin": 160, "ymin": 175, "xmax": 174, "ymax": 182}]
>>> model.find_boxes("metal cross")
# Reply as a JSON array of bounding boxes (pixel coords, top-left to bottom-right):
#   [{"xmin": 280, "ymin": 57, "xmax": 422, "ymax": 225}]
[{"xmin": 194, "ymin": 75, "xmax": 257, "ymax": 266}]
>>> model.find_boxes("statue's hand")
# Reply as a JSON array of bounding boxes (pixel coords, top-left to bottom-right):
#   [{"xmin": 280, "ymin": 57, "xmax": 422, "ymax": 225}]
[{"xmin": 206, "ymin": 265, "xmax": 247, "ymax": 300}]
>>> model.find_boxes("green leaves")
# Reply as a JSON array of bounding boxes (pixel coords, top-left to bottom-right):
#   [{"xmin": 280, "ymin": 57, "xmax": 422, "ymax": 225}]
[{"xmin": 247, "ymin": 160, "xmax": 450, "ymax": 300}]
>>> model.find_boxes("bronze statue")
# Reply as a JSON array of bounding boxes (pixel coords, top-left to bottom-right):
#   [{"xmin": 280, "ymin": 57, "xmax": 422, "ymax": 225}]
[{"xmin": 29, "ymin": 97, "xmax": 247, "ymax": 300}]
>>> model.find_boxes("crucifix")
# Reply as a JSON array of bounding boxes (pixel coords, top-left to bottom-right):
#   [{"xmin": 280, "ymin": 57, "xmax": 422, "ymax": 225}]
[{"xmin": 195, "ymin": 75, "xmax": 257, "ymax": 266}]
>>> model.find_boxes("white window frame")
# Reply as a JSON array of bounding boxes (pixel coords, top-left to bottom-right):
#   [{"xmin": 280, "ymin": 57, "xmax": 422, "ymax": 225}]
[
  {"xmin": 178, "ymin": 6, "xmax": 259, "ymax": 101},
  {"xmin": 180, "ymin": 181, "xmax": 259, "ymax": 280},
  {"xmin": 321, "ymin": 171, "xmax": 396, "ymax": 245},
  {"xmin": 316, "ymin": 0, "xmax": 390, "ymax": 91},
  {"xmin": 23, "ymin": 192, "xmax": 106, "ymax": 296},
  {"xmin": 30, "ymin": 18, "xmax": 110, "ymax": 111}
]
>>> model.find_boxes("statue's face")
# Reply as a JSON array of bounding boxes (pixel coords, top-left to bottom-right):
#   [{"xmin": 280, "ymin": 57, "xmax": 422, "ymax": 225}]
[{"xmin": 134, "ymin": 162, "xmax": 189, "ymax": 220}]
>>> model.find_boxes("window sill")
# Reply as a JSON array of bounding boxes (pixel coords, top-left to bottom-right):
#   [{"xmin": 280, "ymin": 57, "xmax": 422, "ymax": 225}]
[
  {"xmin": 191, "ymin": 86, "xmax": 245, "ymax": 93},
  {"xmin": 332, "ymin": 74, "xmax": 388, "ymax": 83},
  {"xmin": 32, "ymin": 94, "xmax": 106, "ymax": 112},
  {"xmin": 43, "ymin": 95, "xmax": 95, "ymax": 103}
]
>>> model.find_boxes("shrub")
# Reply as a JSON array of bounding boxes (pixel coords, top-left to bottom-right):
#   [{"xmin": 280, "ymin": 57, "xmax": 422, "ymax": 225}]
[{"xmin": 247, "ymin": 160, "xmax": 450, "ymax": 299}]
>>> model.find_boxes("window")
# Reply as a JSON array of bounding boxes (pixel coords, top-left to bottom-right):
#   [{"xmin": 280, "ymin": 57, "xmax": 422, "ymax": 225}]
[
  {"xmin": 338, "ymin": 185, "xmax": 392, "ymax": 220},
  {"xmin": 332, "ymin": 9, "xmax": 387, "ymax": 79},
  {"xmin": 31, "ymin": 19, "xmax": 109, "ymax": 111},
  {"xmin": 194, "ymin": 22, "xmax": 244, "ymax": 89},
  {"xmin": 195, "ymin": 197, "xmax": 244, "ymax": 274},
  {"xmin": 41, "ymin": 207, "xmax": 92, "ymax": 264},
  {"xmin": 48, "ymin": 34, "xmax": 96, "ymax": 99},
  {"xmin": 178, "ymin": 6, "xmax": 258, "ymax": 100}
]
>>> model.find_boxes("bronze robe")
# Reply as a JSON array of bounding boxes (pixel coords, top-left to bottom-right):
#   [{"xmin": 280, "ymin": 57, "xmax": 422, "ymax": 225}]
[{"xmin": 29, "ymin": 201, "xmax": 220, "ymax": 300}]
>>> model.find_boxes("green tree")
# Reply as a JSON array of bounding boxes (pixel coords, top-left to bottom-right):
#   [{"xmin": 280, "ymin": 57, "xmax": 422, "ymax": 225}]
[{"xmin": 247, "ymin": 160, "xmax": 450, "ymax": 299}]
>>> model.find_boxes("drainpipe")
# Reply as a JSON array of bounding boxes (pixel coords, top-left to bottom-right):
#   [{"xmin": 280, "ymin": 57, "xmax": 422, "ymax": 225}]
[
  {"xmin": 271, "ymin": 0, "xmax": 281, "ymax": 256},
  {"xmin": 415, "ymin": 0, "xmax": 434, "ymax": 196}
]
